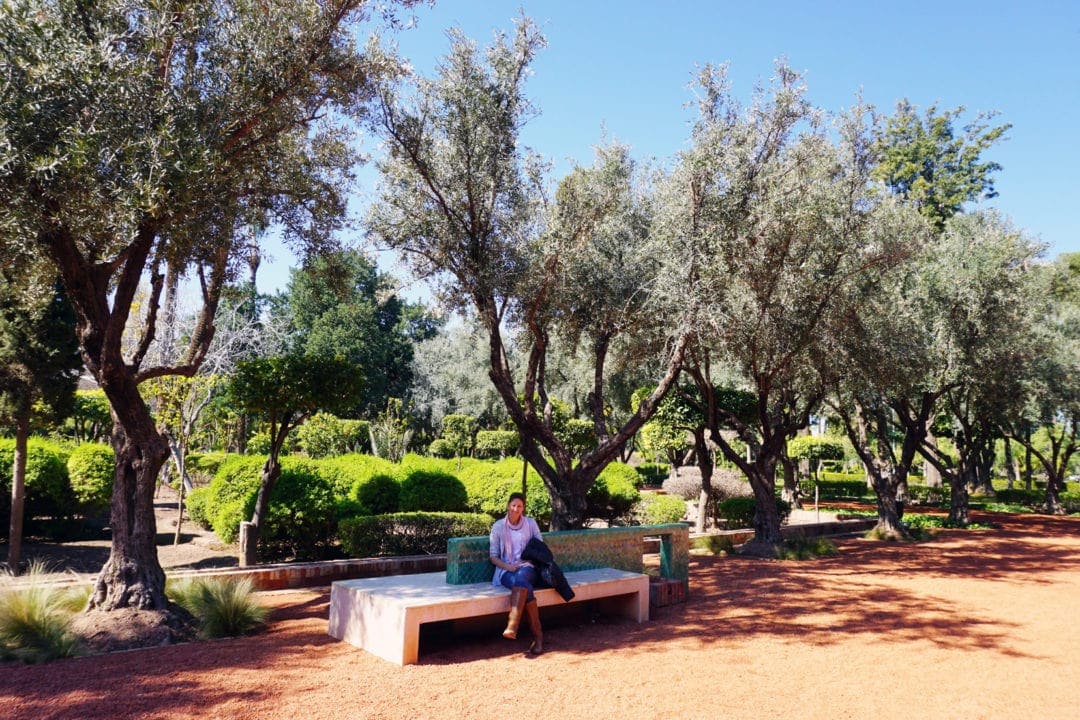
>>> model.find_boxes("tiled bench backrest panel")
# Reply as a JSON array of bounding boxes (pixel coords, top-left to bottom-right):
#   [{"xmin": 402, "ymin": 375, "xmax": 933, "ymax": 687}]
[{"xmin": 445, "ymin": 524, "xmax": 689, "ymax": 585}]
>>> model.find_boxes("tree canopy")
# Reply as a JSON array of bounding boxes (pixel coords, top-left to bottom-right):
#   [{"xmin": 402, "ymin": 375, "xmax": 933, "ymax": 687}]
[
  {"xmin": 0, "ymin": 0, "xmax": 419, "ymax": 610},
  {"xmin": 874, "ymin": 100, "xmax": 1011, "ymax": 231}
]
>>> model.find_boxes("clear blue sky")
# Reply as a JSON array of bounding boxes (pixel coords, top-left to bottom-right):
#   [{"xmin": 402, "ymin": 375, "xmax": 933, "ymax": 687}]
[{"xmin": 258, "ymin": 0, "xmax": 1080, "ymax": 297}]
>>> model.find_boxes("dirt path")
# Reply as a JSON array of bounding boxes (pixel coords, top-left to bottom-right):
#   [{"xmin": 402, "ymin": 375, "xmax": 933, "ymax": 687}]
[
  {"xmin": 5, "ymin": 485, "xmax": 238, "ymax": 579},
  {"xmin": 3, "ymin": 511, "xmax": 1078, "ymax": 719}
]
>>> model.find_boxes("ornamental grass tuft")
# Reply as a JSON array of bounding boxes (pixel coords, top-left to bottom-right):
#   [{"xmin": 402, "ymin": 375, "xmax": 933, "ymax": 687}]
[
  {"xmin": 0, "ymin": 561, "xmax": 84, "ymax": 663},
  {"xmin": 167, "ymin": 576, "xmax": 269, "ymax": 639}
]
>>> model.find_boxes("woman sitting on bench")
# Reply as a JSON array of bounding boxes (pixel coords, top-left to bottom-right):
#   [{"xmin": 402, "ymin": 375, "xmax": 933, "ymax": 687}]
[{"xmin": 489, "ymin": 492, "xmax": 544, "ymax": 654}]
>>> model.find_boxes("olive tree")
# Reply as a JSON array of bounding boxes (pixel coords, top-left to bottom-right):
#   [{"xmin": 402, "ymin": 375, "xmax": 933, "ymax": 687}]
[
  {"xmin": 661, "ymin": 64, "xmax": 914, "ymax": 550},
  {"xmin": 993, "ymin": 255, "xmax": 1076, "ymax": 513},
  {"xmin": 907, "ymin": 213, "xmax": 1043, "ymax": 524},
  {"xmin": 0, "ymin": 0, "xmax": 417, "ymax": 610},
  {"xmin": 368, "ymin": 21, "xmax": 690, "ymax": 529}
]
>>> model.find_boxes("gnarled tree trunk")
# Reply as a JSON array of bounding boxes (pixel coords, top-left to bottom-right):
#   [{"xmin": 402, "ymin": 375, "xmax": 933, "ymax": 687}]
[{"xmin": 90, "ymin": 414, "xmax": 170, "ymax": 610}]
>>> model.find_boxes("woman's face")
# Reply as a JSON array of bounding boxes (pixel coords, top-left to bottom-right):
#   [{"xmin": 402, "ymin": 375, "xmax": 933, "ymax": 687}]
[{"xmin": 507, "ymin": 498, "xmax": 524, "ymax": 523}]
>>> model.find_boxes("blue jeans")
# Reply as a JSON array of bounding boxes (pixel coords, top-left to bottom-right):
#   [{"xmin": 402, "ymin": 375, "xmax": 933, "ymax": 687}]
[{"xmin": 499, "ymin": 565, "xmax": 539, "ymax": 601}]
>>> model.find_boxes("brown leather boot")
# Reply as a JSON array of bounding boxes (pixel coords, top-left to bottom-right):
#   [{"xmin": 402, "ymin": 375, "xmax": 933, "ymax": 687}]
[
  {"xmin": 503, "ymin": 587, "xmax": 528, "ymax": 640},
  {"xmin": 524, "ymin": 599, "xmax": 543, "ymax": 654}
]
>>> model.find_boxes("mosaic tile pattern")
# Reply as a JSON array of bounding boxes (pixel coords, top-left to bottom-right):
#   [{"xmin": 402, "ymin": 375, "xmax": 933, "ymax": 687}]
[{"xmin": 445, "ymin": 523, "xmax": 689, "ymax": 585}]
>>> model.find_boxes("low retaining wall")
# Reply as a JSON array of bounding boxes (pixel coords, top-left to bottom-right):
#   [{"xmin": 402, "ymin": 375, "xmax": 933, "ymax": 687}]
[{"xmin": 168, "ymin": 555, "xmax": 447, "ymax": 591}]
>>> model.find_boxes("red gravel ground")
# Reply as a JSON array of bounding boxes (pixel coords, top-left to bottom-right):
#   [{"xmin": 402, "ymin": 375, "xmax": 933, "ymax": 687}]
[{"xmin": 2, "ymin": 511, "xmax": 1079, "ymax": 720}]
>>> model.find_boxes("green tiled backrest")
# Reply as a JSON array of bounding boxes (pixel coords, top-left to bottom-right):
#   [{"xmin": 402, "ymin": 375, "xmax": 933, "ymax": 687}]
[{"xmin": 445, "ymin": 524, "xmax": 689, "ymax": 585}]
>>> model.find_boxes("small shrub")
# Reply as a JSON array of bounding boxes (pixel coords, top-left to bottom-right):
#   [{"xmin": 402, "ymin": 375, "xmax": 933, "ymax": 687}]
[
  {"xmin": 399, "ymin": 469, "xmax": 469, "ymax": 512},
  {"xmin": 439, "ymin": 414, "xmax": 476, "ymax": 457},
  {"xmin": 185, "ymin": 486, "xmax": 213, "ymax": 529},
  {"xmin": 716, "ymin": 497, "xmax": 792, "ymax": 529},
  {"xmin": 0, "ymin": 563, "xmax": 84, "ymax": 663},
  {"xmin": 167, "ymin": 576, "xmax": 268, "ymax": 639},
  {"xmin": 428, "ymin": 438, "xmax": 455, "ymax": 459},
  {"xmin": 587, "ymin": 462, "xmax": 641, "ymax": 524},
  {"xmin": 634, "ymin": 493, "xmax": 687, "ymax": 525},
  {"xmin": 560, "ymin": 418, "xmax": 597, "ymax": 456},
  {"xmin": 1060, "ymin": 491, "xmax": 1080, "ymax": 514},
  {"xmin": 907, "ymin": 483, "xmax": 950, "ymax": 505},
  {"xmin": 297, "ymin": 412, "xmax": 367, "ymax": 459},
  {"xmin": 338, "ymin": 512, "xmax": 492, "ymax": 557},
  {"xmin": 66, "ymin": 443, "xmax": 114, "ymax": 515},
  {"xmin": 184, "ymin": 452, "xmax": 227, "ymax": 485},
  {"xmin": 662, "ymin": 467, "xmax": 751, "ymax": 502}
]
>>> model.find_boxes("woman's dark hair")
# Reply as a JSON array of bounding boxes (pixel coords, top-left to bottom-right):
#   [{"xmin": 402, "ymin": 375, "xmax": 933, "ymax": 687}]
[{"xmin": 507, "ymin": 492, "xmax": 525, "ymax": 505}]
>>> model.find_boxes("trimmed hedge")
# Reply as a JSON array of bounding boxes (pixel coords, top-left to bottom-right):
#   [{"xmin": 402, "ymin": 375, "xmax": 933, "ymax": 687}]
[
  {"xmin": 399, "ymin": 469, "xmax": 469, "ymax": 512},
  {"xmin": 458, "ymin": 457, "xmax": 550, "ymax": 524},
  {"xmin": 66, "ymin": 442, "xmax": 114, "ymax": 515},
  {"xmin": 338, "ymin": 512, "xmax": 492, "ymax": 557},
  {"xmin": 717, "ymin": 497, "xmax": 792, "ymax": 529},
  {"xmin": 319, "ymin": 453, "xmax": 402, "ymax": 502},
  {"xmin": 0, "ymin": 437, "xmax": 74, "ymax": 528},
  {"xmin": 805, "ymin": 474, "xmax": 869, "ymax": 499},
  {"xmin": 201, "ymin": 455, "xmax": 337, "ymax": 559},
  {"xmin": 474, "ymin": 430, "xmax": 519, "ymax": 459},
  {"xmin": 587, "ymin": 462, "xmax": 641, "ymax": 524}
]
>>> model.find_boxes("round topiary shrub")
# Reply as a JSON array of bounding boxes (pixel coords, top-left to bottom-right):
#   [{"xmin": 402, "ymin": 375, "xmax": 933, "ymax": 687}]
[
  {"xmin": 427, "ymin": 438, "xmax": 455, "ymax": 459},
  {"xmin": 321, "ymin": 453, "xmax": 401, "ymax": 500},
  {"xmin": 355, "ymin": 473, "xmax": 401, "ymax": 515},
  {"xmin": 185, "ymin": 486, "xmax": 213, "ymax": 529},
  {"xmin": 66, "ymin": 443, "xmax": 114, "ymax": 516},
  {"xmin": 399, "ymin": 469, "xmax": 469, "ymax": 512}
]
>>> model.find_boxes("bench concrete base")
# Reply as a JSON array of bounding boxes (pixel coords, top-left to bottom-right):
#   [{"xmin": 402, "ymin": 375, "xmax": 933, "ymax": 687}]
[{"xmin": 328, "ymin": 568, "xmax": 650, "ymax": 665}]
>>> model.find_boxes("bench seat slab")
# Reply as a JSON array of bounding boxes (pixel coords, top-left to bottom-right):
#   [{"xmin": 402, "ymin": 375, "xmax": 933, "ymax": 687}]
[{"xmin": 328, "ymin": 568, "xmax": 649, "ymax": 665}]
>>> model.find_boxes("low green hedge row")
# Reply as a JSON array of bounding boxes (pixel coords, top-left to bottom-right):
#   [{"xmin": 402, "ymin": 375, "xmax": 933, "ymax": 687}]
[
  {"xmin": 190, "ymin": 452, "xmax": 649, "ymax": 556},
  {"xmin": 804, "ymin": 475, "xmax": 870, "ymax": 498},
  {"xmin": 338, "ymin": 512, "xmax": 492, "ymax": 557},
  {"xmin": 716, "ymin": 497, "xmax": 793, "ymax": 529}
]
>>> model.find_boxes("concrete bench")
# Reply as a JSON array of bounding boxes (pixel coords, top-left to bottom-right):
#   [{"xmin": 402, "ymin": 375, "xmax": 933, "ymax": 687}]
[
  {"xmin": 328, "ymin": 567, "xmax": 648, "ymax": 665},
  {"xmin": 327, "ymin": 523, "xmax": 689, "ymax": 665}
]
